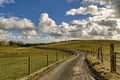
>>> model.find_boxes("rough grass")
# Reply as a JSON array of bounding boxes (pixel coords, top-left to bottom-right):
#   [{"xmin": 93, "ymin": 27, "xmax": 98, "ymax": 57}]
[
  {"xmin": 1, "ymin": 40, "xmax": 120, "ymax": 80},
  {"xmin": 0, "ymin": 46, "xmax": 67, "ymax": 80},
  {"xmin": 45, "ymin": 40, "xmax": 120, "ymax": 80}
]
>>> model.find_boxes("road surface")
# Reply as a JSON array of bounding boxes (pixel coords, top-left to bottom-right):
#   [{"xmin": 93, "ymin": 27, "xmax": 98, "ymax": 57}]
[{"xmin": 38, "ymin": 52, "xmax": 95, "ymax": 80}]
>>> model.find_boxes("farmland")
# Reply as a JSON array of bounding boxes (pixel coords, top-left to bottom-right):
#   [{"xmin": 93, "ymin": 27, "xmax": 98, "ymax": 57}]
[
  {"xmin": 1, "ymin": 40, "xmax": 120, "ymax": 80},
  {"xmin": 45, "ymin": 40, "xmax": 120, "ymax": 80},
  {"xmin": 0, "ymin": 46, "xmax": 67, "ymax": 80}
]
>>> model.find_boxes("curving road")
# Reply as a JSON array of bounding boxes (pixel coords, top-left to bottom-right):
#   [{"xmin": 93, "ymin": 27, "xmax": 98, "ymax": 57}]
[{"xmin": 38, "ymin": 52, "xmax": 95, "ymax": 80}]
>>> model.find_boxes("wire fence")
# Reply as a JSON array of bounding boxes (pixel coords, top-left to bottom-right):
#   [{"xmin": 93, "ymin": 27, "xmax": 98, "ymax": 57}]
[
  {"xmin": 84, "ymin": 43, "xmax": 120, "ymax": 74},
  {"xmin": 0, "ymin": 50, "xmax": 74, "ymax": 80}
]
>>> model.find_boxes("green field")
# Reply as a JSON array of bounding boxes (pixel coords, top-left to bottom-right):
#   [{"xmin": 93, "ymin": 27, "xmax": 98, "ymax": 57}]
[
  {"xmin": 45, "ymin": 40, "xmax": 120, "ymax": 80},
  {"xmin": 0, "ymin": 46, "xmax": 68, "ymax": 80},
  {"xmin": 1, "ymin": 40, "xmax": 120, "ymax": 80},
  {"xmin": 46, "ymin": 40, "xmax": 120, "ymax": 54}
]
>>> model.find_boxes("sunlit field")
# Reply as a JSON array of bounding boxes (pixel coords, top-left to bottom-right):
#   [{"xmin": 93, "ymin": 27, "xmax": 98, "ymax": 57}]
[
  {"xmin": 0, "ymin": 46, "xmax": 67, "ymax": 80},
  {"xmin": 45, "ymin": 40, "xmax": 120, "ymax": 79},
  {"xmin": 1, "ymin": 40, "xmax": 120, "ymax": 80}
]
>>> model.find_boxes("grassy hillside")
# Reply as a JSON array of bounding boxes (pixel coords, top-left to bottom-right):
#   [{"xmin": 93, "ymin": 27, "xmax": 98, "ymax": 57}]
[
  {"xmin": 45, "ymin": 40, "xmax": 120, "ymax": 80},
  {"xmin": 0, "ymin": 46, "xmax": 68, "ymax": 80},
  {"xmin": 46, "ymin": 40, "xmax": 120, "ymax": 54},
  {"xmin": 1, "ymin": 40, "xmax": 120, "ymax": 80}
]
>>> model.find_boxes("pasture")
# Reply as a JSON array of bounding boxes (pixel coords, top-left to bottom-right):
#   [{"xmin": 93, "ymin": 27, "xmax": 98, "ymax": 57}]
[
  {"xmin": 1, "ymin": 40, "xmax": 120, "ymax": 80},
  {"xmin": 46, "ymin": 40, "xmax": 120, "ymax": 79},
  {"xmin": 0, "ymin": 46, "xmax": 66, "ymax": 80}
]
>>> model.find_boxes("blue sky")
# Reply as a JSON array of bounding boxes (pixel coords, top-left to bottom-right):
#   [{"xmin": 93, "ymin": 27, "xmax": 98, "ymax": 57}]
[
  {"xmin": 0, "ymin": 0, "xmax": 120, "ymax": 43},
  {"xmin": 0, "ymin": 0, "xmax": 85, "ymax": 25}
]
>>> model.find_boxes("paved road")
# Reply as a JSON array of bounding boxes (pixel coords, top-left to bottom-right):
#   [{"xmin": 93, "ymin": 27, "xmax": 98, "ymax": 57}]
[{"xmin": 38, "ymin": 52, "xmax": 95, "ymax": 80}]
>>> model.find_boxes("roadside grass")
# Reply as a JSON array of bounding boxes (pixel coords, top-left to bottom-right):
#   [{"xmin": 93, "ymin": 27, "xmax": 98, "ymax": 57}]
[
  {"xmin": 1, "ymin": 40, "xmax": 120, "ymax": 80},
  {"xmin": 45, "ymin": 40, "xmax": 120, "ymax": 80},
  {"xmin": 0, "ymin": 46, "xmax": 67, "ymax": 80}
]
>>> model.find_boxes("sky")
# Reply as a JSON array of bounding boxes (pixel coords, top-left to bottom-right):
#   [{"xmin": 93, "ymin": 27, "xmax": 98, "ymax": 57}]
[{"xmin": 0, "ymin": 0, "xmax": 120, "ymax": 43}]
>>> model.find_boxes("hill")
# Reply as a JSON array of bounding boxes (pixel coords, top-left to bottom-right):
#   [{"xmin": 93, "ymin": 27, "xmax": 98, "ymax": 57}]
[{"xmin": 44, "ymin": 40, "xmax": 120, "ymax": 80}]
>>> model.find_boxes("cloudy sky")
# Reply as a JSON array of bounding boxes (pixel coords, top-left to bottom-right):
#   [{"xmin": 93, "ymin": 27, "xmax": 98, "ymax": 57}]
[{"xmin": 0, "ymin": 0, "xmax": 120, "ymax": 43}]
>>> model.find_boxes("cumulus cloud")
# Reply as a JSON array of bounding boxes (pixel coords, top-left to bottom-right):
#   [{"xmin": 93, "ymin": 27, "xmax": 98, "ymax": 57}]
[
  {"xmin": 0, "ymin": 0, "xmax": 15, "ymax": 7},
  {"xmin": 82, "ymin": 0, "xmax": 120, "ymax": 17},
  {"xmin": 66, "ymin": 5, "xmax": 114, "ymax": 16},
  {"xmin": 64, "ymin": 0, "xmax": 120, "ymax": 40},
  {"xmin": 86, "ymin": 18, "xmax": 120, "ymax": 38},
  {"xmin": 0, "ymin": 30, "xmax": 18, "ymax": 42},
  {"xmin": 1, "ymin": 0, "xmax": 120, "ymax": 43},
  {"xmin": 0, "ymin": 17, "xmax": 35, "ymax": 30},
  {"xmin": 0, "ymin": 16, "xmax": 40, "ymax": 43},
  {"xmin": 32, "ymin": 0, "xmax": 120, "ymax": 41},
  {"xmin": 38, "ymin": 13, "xmax": 62, "ymax": 37},
  {"xmin": 38, "ymin": 13, "xmax": 83, "ymax": 38},
  {"xmin": 0, "ymin": 14, "xmax": 73, "ymax": 43},
  {"xmin": 38, "ymin": 11, "xmax": 120, "ymax": 41},
  {"xmin": 103, "ymin": 0, "xmax": 120, "ymax": 17},
  {"xmin": 20, "ymin": 30, "xmax": 37, "ymax": 36}
]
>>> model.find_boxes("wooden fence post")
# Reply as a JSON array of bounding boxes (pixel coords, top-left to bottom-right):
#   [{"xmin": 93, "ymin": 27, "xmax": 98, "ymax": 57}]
[
  {"xmin": 100, "ymin": 47, "xmax": 103, "ymax": 63},
  {"xmin": 97, "ymin": 47, "xmax": 100, "ymax": 60},
  {"xmin": 46, "ymin": 55, "xmax": 48, "ymax": 66},
  {"xmin": 114, "ymin": 52, "xmax": 116, "ymax": 72},
  {"xmin": 110, "ymin": 43, "xmax": 115, "ymax": 73},
  {"xmin": 28, "ymin": 57, "xmax": 30, "ymax": 75}
]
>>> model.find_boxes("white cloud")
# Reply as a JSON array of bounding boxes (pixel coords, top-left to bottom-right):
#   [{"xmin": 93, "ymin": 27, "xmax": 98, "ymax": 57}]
[
  {"xmin": 20, "ymin": 30, "xmax": 37, "ymax": 36},
  {"xmin": 66, "ymin": 5, "xmax": 114, "ymax": 16},
  {"xmin": 82, "ymin": 0, "xmax": 120, "ymax": 17},
  {"xmin": 0, "ymin": 17, "xmax": 35, "ymax": 30},
  {"xmin": 0, "ymin": 30, "xmax": 17, "ymax": 41},
  {"xmin": 65, "ymin": 0, "xmax": 120, "ymax": 40},
  {"xmin": 0, "ymin": 16, "xmax": 40, "ymax": 43},
  {"xmin": 0, "ymin": 0, "xmax": 15, "ymax": 7},
  {"xmin": 39, "ymin": 13, "xmax": 62, "ymax": 37},
  {"xmin": 0, "ymin": 30, "xmax": 41, "ymax": 43},
  {"xmin": 39, "ymin": 13, "xmax": 83, "ymax": 38},
  {"xmin": 38, "ymin": 11, "xmax": 120, "ymax": 41},
  {"xmin": 1, "ymin": 0, "xmax": 120, "ymax": 43}
]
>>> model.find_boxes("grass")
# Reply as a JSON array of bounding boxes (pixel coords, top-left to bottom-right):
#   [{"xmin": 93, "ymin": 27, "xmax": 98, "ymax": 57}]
[
  {"xmin": 0, "ymin": 46, "xmax": 68, "ymax": 80},
  {"xmin": 46, "ymin": 40, "xmax": 120, "ymax": 55},
  {"xmin": 1, "ymin": 40, "xmax": 120, "ymax": 80},
  {"xmin": 45, "ymin": 40, "xmax": 120, "ymax": 80}
]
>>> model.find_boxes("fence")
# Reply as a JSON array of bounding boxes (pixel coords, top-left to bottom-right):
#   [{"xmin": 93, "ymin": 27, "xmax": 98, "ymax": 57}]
[
  {"xmin": 114, "ymin": 52, "xmax": 120, "ymax": 73},
  {"xmin": 0, "ymin": 49, "xmax": 74, "ymax": 80},
  {"xmin": 27, "ymin": 52, "xmax": 71, "ymax": 75},
  {"xmin": 84, "ymin": 43, "xmax": 120, "ymax": 74}
]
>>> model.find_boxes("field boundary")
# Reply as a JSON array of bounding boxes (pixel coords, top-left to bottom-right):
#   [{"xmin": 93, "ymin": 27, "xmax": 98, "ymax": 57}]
[
  {"xmin": 85, "ymin": 58, "xmax": 108, "ymax": 80},
  {"xmin": 82, "ymin": 42, "xmax": 120, "ymax": 79},
  {"xmin": 18, "ymin": 48, "xmax": 76, "ymax": 80},
  {"xmin": 18, "ymin": 59, "xmax": 64, "ymax": 80}
]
